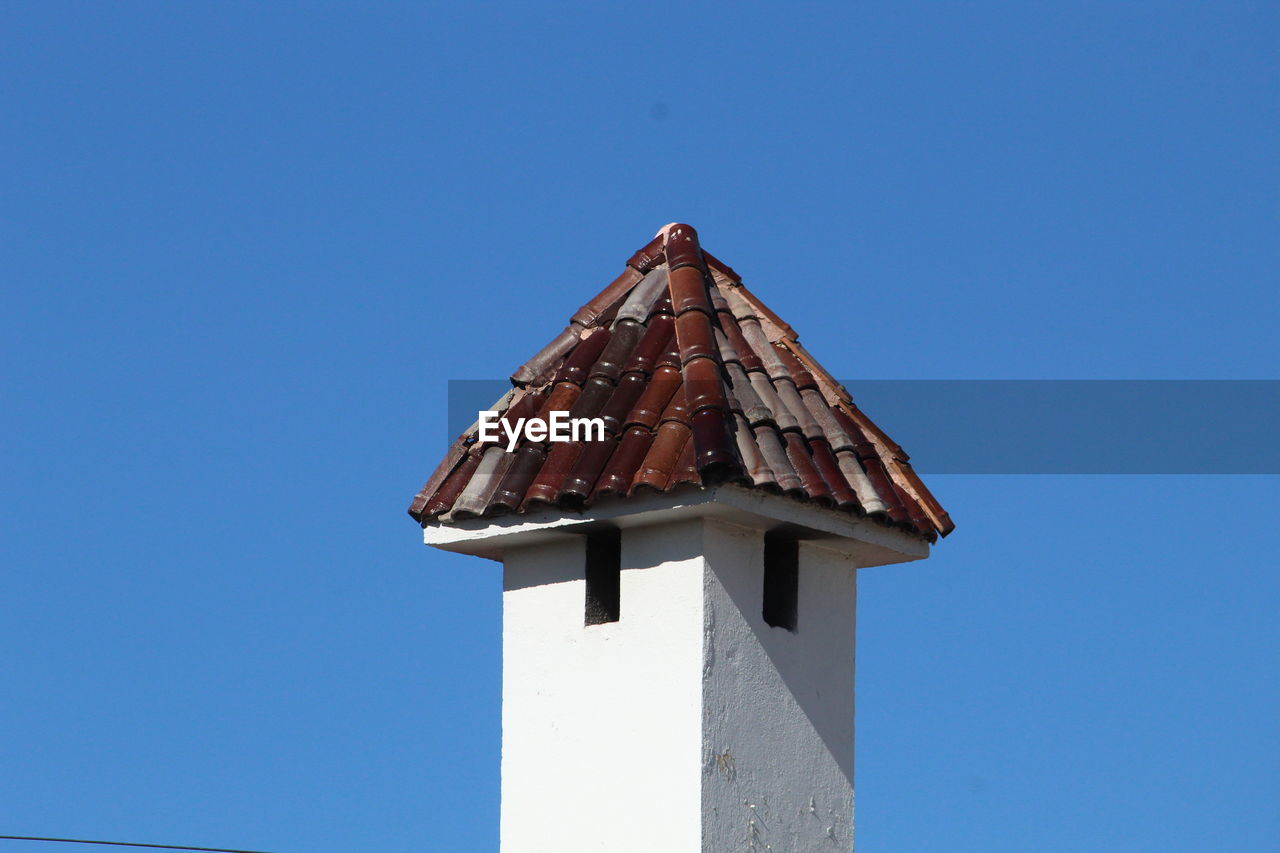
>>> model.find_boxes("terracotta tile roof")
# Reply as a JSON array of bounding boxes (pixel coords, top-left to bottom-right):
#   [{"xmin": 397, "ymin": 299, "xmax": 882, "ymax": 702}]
[{"xmin": 408, "ymin": 225, "xmax": 954, "ymax": 540}]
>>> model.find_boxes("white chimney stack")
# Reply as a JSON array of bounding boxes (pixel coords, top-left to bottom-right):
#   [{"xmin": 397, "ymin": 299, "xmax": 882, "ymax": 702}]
[{"xmin": 426, "ymin": 488, "xmax": 926, "ymax": 851}]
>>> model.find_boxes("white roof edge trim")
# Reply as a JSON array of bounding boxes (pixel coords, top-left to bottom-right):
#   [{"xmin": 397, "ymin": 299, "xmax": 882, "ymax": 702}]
[{"xmin": 421, "ymin": 484, "xmax": 928, "ymax": 565}]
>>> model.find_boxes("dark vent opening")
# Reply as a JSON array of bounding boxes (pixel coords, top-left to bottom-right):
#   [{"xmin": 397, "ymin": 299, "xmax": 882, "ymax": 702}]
[
  {"xmin": 585, "ymin": 529, "xmax": 621, "ymax": 626},
  {"xmin": 762, "ymin": 530, "xmax": 798, "ymax": 632}
]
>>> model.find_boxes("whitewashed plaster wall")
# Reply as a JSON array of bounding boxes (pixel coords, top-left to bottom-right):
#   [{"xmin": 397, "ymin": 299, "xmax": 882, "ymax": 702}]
[
  {"xmin": 500, "ymin": 519, "xmax": 706, "ymax": 852},
  {"xmin": 701, "ymin": 520, "xmax": 857, "ymax": 852}
]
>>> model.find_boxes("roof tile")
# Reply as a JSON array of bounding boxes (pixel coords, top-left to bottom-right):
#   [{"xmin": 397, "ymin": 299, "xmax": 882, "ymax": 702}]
[
  {"xmin": 595, "ymin": 425, "xmax": 654, "ymax": 499},
  {"xmin": 451, "ymin": 446, "xmax": 510, "ymax": 519},
  {"xmin": 627, "ymin": 365, "xmax": 680, "ymax": 431},
  {"xmin": 560, "ymin": 437, "xmax": 618, "ymax": 505},
  {"xmin": 523, "ymin": 440, "xmax": 582, "ymax": 509},
  {"xmin": 731, "ymin": 413, "xmax": 777, "ymax": 490},
  {"xmin": 783, "ymin": 431, "xmax": 833, "ymax": 505},
  {"xmin": 674, "ymin": 311, "xmax": 718, "ymax": 365},
  {"xmin": 669, "ymin": 265, "xmax": 713, "ymax": 316},
  {"xmin": 423, "ymin": 449, "xmax": 482, "ymax": 518},
  {"xmin": 599, "ymin": 373, "xmax": 647, "ymax": 435},
  {"xmin": 623, "ymin": 313, "xmax": 675, "ymax": 375},
  {"xmin": 634, "ymin": 419, "xmax": 690, "ymax": 493},
  {"xmin": 614, "ymin": 266, "xmax": 670, "ymax": 324},
  {"xmin": 554, "ymin": 327, "xmax": 611, "ymax": 386},
  {"xmin": 753, "ymin": 424, "xmax": 803, "ymax": 495},
  {"xmin": 808, "ymin": 437, "xmax": 860, "ymax": 509},
  {"xmin": 690, "ymin": 406, "xmax": 740, "ymax": 480}
]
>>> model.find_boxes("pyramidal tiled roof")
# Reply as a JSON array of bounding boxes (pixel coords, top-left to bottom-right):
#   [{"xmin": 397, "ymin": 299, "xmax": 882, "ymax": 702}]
[{"xmin": 408, "ymin": 224, "xmax": 954, "ymax": 541}]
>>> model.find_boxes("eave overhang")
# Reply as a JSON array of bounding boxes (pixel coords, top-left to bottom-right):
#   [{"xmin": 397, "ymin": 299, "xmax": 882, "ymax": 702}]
[{"xmin": 423, "ymin": 483, "xmax": 929, "ymax": 565}]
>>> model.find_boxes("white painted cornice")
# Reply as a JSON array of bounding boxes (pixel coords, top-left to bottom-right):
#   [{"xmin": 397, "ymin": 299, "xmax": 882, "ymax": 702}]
[{"xmin": 422, "ymin": 484, "xmax": 928, "ymax": 566}]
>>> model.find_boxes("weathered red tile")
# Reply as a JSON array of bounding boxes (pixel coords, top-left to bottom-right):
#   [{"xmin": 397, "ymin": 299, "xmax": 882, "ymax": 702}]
[
  {"xmin": 774, "ymin": 378, "xmax": 822, "ymax": 440},
  {"xmin": 668, "ymin": 433, "xmax": 700, "ymax": 488},
  {"xmin": 654, "ymin": 338, "xmax": 682, "ymax": 370},
  {"xmin": 716, "ymin": 310, "xmax": 763, "ymax": 372},
  {"xmin": 569, "ymin": 376, "xmax": 615, "ymax": 421},
  {"xmin": 422, "ymin": 448, "xmax": 483, "ymax": 518},
  {"xmin": 408, "ymin": 436, "xmax": 467, "ymax": 521},
  {"xmin": 614, "ymin": 266, "xmax": 670, "ymax": 325},
  {"xmin": 623, "ymin": 314, "xmax": 675, "ymax": 375},
  {"xmin": 724, "ymin": 361, "xmax": 771, "ymax": 426},
  {"xmin": 832, "ymin": 407, "xmax": 908, "ymax": 524},
  {"xmin": 675, "ymin": 310, "xmax": 717, "ymax": 365},
  {"xmin": 683, "ymin": 356, "xmax": 727, "ymax": 413},
  {"xmin": 591, "ymin": 321, "xmax": 643, "ymax": 383},
  {"xmin": 553, "ymin": 327, "xmax": 611, "ymax": 386},
  {"xmin": 649, "ymin": 294, "xmax": 674, "ymax": 319},
  {"xmin": 594, "ymin": 425, "xmax": 654, "ymax": 498},
  {"xmin": 539, "ymin": 382, "xmax": 582, "ymax": 426},
  {"xmin": 730, "ymin": 412, "xmax": 777, "ymax": 490},
  {"xmin": 800, "ymin": 389, "xmax": 854, "ymax": 452},
  {"xmin": 451, "ymin": 446, "xmax": 511, "ymax": 518},
  {"xmin": 772, "ymin": 342, "xmax": 817, "ymax": 390},
  {"xmin": 747, "ymin": 371, "xmax": 797, "ymax": 432},
  {"xmin": 690, "ymin": 407, "xmax": 740, "ymax": 481},
  {"xmin": 626, "ymin": 233, "xmax": 666, "ymax": 273},
  {"xmin": 658, "ymin": 381, "xmax": 689, "ymax": 425},
  {"xmin": 522, "ymin": 440, "xmax": 584, "ymax": 508},
  {"xmin": 599, "ymin": 372, "xmax": 647, "ymax": 435},
  {"xmin": 560, "ymin": 436, "xmax": 619, "ymax": 504},
  {"xmin": 627, "ymin": 365, "xmax": 680, "ymax": 431},
  {"xmin": 506, "ymin": 387, "xmax": 550, "ymax": 427},
  {"xmin": 569, "ymin": 267, "xmax": 644, "ymax": 329},
  {"xmin": 633, "ymin": 420, "xmax": 690, "ymax": 492},
  {"xmin": 735, "ymin": 313, "xmax": 789, "ymax": 381},
  {"xmin": 808, "ymin": 437, "xmax": 859, "ymax": 509},
  {"xmin": 511, "ymin": 326, "xmax": 579, "ymax": 387},
  {"xmin": 783, "ymin": 431, "xmax": 833, "ymax": 505},
  {"xmin": 754, "ymin": 425, "xmax": 803, "ymax": 494},
  {"xmin": 488, "ymin": 444, "xmax": 546, "ymax": 514},
  {"xmin": 669, "ymin": 265, "xmax": 712, "ymax": 316}
]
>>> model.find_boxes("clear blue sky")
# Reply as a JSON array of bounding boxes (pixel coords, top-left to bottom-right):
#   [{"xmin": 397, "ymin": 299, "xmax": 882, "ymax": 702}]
[{"xmin": 2, "ymin": 3, "xmax": 1277, "ymax": 851}]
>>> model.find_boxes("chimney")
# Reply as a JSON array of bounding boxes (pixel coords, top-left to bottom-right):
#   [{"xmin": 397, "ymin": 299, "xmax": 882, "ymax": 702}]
[{"xmin": 409, "ymin": 225, "xmax": 952, "ymax": 852}]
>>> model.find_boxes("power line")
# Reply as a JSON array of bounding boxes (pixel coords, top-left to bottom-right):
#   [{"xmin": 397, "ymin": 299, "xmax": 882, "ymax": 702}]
[{"xmin": 0, "ymin": 836, "xmax": 281, "ymax": 853}]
